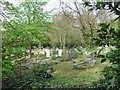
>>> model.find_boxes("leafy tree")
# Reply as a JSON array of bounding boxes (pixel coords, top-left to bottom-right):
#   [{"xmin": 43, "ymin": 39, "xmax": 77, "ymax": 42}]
[
  {"xmin": 49, "ymin": 12, "xmax": 82, "ymax": 48},
  {"xmin": 83, "ymin": 1, "xmax": 120, "ymax": 20},
  {"xmin": 1, "ymin": 1, "xmax": 52, "ymax": 79},
  {"xmin": 94, "ymin": 23, "xmax": 120, "ymax": 89},
  {"xmin": 84, "ymin": 1, "xmax": 120, "ymax": 89}
]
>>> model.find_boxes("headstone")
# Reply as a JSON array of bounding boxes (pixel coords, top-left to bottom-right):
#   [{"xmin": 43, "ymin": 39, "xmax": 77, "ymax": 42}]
[
  {"xmin": 55, "ymin": 48, "xmax": 59, "ymax": 57},
  {"xmin": 84, "ymin": 57, "xmax": 96, "ymax": 65},
  {"xmin": 44, "ymin": 48, "xmax": 51, "ymax": 58},
  {"xmin": 58, "ymin": 49, "xmax": 62, "ymax": 57}
]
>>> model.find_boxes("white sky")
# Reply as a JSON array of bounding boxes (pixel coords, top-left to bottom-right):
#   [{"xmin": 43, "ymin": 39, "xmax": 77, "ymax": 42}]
[
  {"xmin": 4, "ymin": 0, "xmax": 83, "ymax": 12},
  {"xmin": 5, "ymin": 0, "xmax": 22, "ymax": 5},
  {"xmin": 4, "ymin": 0, "xmax": 60, "ymax": 11}
]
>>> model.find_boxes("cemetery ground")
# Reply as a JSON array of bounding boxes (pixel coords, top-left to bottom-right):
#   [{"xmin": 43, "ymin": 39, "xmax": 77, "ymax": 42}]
[
  {"xmin": 2, "ymin": 52, "xmax": 110, "ymax": 89},
  {"xmin": 50, "ymin": 59, "xmax": 109, "ymax": 86}
]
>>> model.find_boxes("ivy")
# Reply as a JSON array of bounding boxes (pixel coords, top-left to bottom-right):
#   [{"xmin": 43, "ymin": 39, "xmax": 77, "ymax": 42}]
[{"xmin": 94, "ymin": 23, "xmax": 120, "ymax": 89}]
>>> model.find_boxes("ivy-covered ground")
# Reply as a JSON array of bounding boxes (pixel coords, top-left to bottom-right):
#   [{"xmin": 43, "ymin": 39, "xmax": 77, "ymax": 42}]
[{"xmin": 2, "ymin": 55, "xmax": 110, "ymax": 89}]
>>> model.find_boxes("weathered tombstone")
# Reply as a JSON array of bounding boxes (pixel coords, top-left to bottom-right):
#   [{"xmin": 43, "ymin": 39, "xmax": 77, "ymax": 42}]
[
  {"xmin": 58, "ymin": 49, "xmax": 62, "ymax": 57},
  {"xmin": 84, "ymin": 57, "xmax": 96, "ymax": 65},
  {"xmin": 55, "ymin": 48, "xmax": 59, "ymax": 57},
  {"xmin": 44, "ymin": 48, "xmax": 51, "ymax": 58}
]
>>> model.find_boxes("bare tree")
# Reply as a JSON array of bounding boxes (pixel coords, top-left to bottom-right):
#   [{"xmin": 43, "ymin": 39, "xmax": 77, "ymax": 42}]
[{"xmin": 57, "ymin": 0, "xmax": 112, "ymax": 48}]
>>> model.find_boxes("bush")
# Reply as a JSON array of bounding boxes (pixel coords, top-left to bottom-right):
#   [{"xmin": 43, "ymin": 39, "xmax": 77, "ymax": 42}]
[
  {"xmin": 2, "ymin": 65, "xmax": 53, "ymax": 89},
  {"xmin": 94, "ymin": 23, "xmax": 120, "ymax": 89},
  {"xmin": 51, "ymin": 55, "xmax": 57, "ymax": 60}
]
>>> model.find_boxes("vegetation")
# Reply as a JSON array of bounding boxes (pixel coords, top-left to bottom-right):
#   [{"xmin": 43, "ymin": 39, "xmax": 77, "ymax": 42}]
[
  {"xmin": 85, "ymin": 1, "xmax": 120, "ymax": 89},
  {"xmin": 1, "ymin": 1, "xmax": 52, "ymax": 79},
  {"xmin": 1, "ymin": 0, "xmax": 120, "ymax": 89},
  {"xmin": 94, "ymin": 23, "xmax": 120, "ymax": 89}
]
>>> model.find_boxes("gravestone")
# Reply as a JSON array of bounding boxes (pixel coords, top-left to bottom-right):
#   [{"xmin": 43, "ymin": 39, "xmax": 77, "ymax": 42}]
[
  {"xmin": 44, "ymin": 48, "xmax": 51, "ymax": 58},
  {"xmin": 58, "ymin": 49, "xmax": 62, "ymax": 57},
  {"xmin": 84, "ymin": 57, "xmax": 96, "ymax": 65},
  {"xmin": 55, "ymin": 48, "xmax": 59, "ymax": 57}
]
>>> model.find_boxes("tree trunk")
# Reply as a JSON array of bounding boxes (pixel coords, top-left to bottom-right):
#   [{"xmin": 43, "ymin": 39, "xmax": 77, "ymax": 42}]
[{"xmin": 29, "ymin": 44, "xmax": 32, "ymax": 58}]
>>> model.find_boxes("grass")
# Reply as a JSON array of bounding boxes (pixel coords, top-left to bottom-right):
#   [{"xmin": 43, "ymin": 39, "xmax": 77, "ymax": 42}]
[
  {"xmin": 19, "ymin": 55, "xmax": 110, "ymax": 87},
  {"xmin": 49, "ymin": 58, "xmax": 109, "ymax": 86}
]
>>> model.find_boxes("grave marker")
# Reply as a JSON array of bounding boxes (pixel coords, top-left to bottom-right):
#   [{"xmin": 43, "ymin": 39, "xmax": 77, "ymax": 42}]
[
  {"xmin": 44, "ymin": 48, "xmax": 51, "ymax": 58},
  {"xmin": 58, "ymin": 49, "xmax": 62, "ymax": 57}
]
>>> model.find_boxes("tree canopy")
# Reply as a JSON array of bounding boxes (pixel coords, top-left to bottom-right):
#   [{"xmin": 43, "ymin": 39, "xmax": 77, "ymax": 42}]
[{"xmin": 1, "ymin": 1, "xmax": 52, "ymax": 79}]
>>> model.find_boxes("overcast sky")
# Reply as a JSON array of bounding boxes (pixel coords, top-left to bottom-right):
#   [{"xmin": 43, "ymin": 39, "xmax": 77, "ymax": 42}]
[
  {"xmin": 5, "ymin": 0, "xmax": 60, "ymax": 12},
  {"xmin": 4, "ymin": 0, "xmax": 83, "ymax": 12}
]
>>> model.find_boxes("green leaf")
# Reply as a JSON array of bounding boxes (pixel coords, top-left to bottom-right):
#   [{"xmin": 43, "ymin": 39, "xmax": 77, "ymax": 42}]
[{"xmin": 111, "ymin": 64, "xmax": 118, "ymax": 69}]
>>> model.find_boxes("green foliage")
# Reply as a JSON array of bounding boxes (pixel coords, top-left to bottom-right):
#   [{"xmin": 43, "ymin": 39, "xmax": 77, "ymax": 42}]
[
  {"xmin": 96, "ymin": 2, "xmax": 106, "ymax": 9},
  {"xmin": 33, "ymin": 65, "xmax": 49, "ymax": 71},
  {"xmin": 1, "ymin": 1, "xmax": 52, "ymax": 79},
  {"xmin": 84, "ymin": 1, "xmax": 120, "ymax": 89},
  {"xmin": 2, "ymin": 71, "xmax": 53, "ymax": 89},
  {"xmin": 94, "ymin": 23, "xmax": 110, "ymax": 46},
  {"xmin": 51, "ymin": 55, "xmax": 57, "ymax": 60},
  {"xmin": 33, "ymin": 65, "xmax": 53, "ymax": 79},
  {"xmin": 94, "ymin": 22, "xmax": 120, "ymax": 89}
]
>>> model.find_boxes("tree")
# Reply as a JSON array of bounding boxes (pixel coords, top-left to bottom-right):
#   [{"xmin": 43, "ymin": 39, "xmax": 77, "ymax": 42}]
[
  {"xmin": 83, "ymin": 1, "xmax": 120, "ymax": 20},
  {"xmin": 1, "ymin": 1, "xmax": 52, "ymax": 79},
  {"xmin": 57, "ymin": 0, "xmax": 113, "ymax": 49},
  {"xmin": 48, "ymin": 12, "xmax": 83, "ymax": 48},
  {"xmin": 84, "ymin": 1, "xmax": 120, "ymax": 89},
  {"xmin": 94, "ymin": 23, "xmax": 120, "ymax": 89}
]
